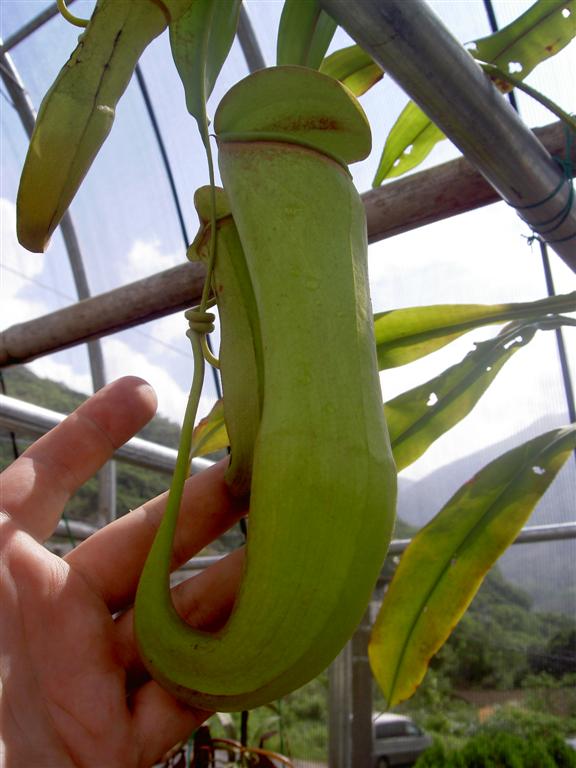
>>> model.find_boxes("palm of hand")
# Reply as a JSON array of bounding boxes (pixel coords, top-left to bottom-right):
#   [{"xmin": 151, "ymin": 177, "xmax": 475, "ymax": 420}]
[
  {"xmin": 1, "ymin": 377, "xmax": 246, "ymax": 768},
  {"xmin": 3, "ymin": 538, "xmax": 138, "ymax": 765}
]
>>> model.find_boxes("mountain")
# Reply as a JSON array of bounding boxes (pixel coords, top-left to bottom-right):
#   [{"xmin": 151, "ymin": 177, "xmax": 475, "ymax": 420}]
[
  {"xmin": 1, "ymin": 366, "xmax": 574, "ymax": 612},
  {"xmin": 0, "ymin": 365, "xmax": 242, "ymax": 554}
]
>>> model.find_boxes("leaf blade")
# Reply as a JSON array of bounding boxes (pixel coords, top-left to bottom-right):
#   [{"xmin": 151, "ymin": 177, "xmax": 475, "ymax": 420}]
[
  {"xmin": 375, "ymin": 292, "xmax": 576, "ymax": 369},
  {"xmin": 372, "ymin": 100, "xmax": 445, "ymax": 186},
  {"xmin": 385, "ymin": 323, "xmax": 539, "ymax": 472},
  {"xmin": 320, "ymin": 44, "xmax": 384, "ymax": 96},
  {"xmin": 469, "ymin": 0, "xmax": 576, "ymax": 83},
  {"xmin": 371, "ymin": 1, "xmax": 576, "ymax": 184},
  {"xmin": 190, "ymin": 398, "xmax": 229, "ymax": 457},
  {"xmin": 369, "ymin": 425, "xmax": 576, "ymax": 708},
  {"xmin": 386, "ymin": 315, "xmax": 576, "ymax": 471},
  {"xmin": 169, "ymin": 0, "xmax": 241, "ymax": 128},
  {"xmin": 277, "ymin": 0, "xmax": 337, "ymax": 69}
]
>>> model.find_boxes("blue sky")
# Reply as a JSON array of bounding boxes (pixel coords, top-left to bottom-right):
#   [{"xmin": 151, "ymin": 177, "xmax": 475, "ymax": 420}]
[{"xmin": 1, "ymin": 0, "xmax": 575, "ymax": 506}]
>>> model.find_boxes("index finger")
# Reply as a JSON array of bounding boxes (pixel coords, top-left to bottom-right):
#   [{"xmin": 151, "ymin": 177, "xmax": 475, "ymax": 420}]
[
  {"xmin": 66, "ymin": 458, "xmax": 248, "ymax": 612},
  {"xmin": 1, "ymin": 376, "xmax": 157, "ymax": 542}
]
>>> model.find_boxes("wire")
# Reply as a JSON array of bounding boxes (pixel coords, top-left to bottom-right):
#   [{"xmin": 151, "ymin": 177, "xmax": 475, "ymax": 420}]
[
  {"xmin": 481, "ymin": 0, "xmax": 518, "ymax": 112},
  {"xmin": 2, "ymin": 263, "xmax": 221, "ymax": 362},
  {"xmin": 134, "ymin": 64, "xmax": 223, "ymax": 400}
]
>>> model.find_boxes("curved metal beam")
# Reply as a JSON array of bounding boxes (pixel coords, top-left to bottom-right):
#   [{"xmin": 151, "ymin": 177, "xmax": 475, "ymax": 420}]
[
  {"xmin": 319, "ymin": 0, "xmax": 576, "ymax": 270},
  {"xmin": 0, "ymin": 43, "xmax": 115, "ymax": 522}
]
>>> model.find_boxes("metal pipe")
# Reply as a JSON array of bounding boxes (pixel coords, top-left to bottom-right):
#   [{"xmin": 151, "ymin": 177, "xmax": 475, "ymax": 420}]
[
  {"xmin": 180, "ymin": 522, "xmax": 576, "ymax": 573},
  {"xmin": 0, "ymin": 261, "xmax": 206, "ymax": 367},
  {"xmin": 387, "ymin": 522, "xmax": 576, "ymax": 556},
  {"xmin": 319, "ymin": 0, "xmax": 576, "ymax": 270},
  {"xmin": 1, "ymin": 121, "xmax": 570, "ymax": 369},
  {"xmin": 0, "ymin": 0, "xmax": 80, "ymax": 53},
  {"xmin": 0, "ymin": 43, "xmax": 116, "ymax": 522},
  {"xmin": 237, "ymin": 4, "xmax": 267, "ymax": 73},
  {"xmin": 48, "ymin": 518, "xmax": 576, "ymax": 555},
  {"xmin": 0, "ymin": 393, "xmax": 213, "ymax": 476}
]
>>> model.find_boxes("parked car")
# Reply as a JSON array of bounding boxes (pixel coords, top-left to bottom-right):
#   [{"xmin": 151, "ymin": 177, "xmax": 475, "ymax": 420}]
[{"xmin": 373, "ymin": 713, "xmax": 433, "ymax": 767}]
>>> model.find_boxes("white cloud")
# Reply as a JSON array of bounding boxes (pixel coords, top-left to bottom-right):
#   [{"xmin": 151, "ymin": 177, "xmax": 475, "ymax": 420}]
[
  {"xmin": 121, "ymin": 238, "xmax": 182, "ymax": 283},
  {"xmin": 0, "ymin": 198, "xmax": 48, "ymax": 328},
  {"xmin": 102, "ymin": 336, "xmax": 215, "ymax": 424},
  {"xmin": 151, "ymin": 311, "xmax": 191, "ymax": 343}
]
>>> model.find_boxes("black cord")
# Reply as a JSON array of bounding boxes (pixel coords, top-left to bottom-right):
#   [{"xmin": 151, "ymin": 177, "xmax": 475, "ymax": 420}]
[
  {"xmin": 481, "ymin": 0, "xmax": 519, "ymax": 112},
  {"xmin": 483, "ymin": 0, "xmax": 575, "ymax": 460},
  {"xmin": 134, "ymin": 64, "xmax": 223, "ymax": 401}
]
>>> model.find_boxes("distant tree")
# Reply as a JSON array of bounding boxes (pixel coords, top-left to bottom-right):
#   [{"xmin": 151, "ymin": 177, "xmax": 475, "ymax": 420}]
[{"xmin": 529, "ymin": 628, "xmax": 576, "ymax": 678}]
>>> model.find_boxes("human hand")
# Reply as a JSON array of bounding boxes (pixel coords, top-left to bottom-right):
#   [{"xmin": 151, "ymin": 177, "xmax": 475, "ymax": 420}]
[{"xmin": 0, "ymin": 377, "xmax": 247, "ymax": 768}]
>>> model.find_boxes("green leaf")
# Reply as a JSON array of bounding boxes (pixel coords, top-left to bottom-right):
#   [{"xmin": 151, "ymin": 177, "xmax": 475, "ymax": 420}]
[
  {"xmin": 375, "ymin": 292, "xmax": 576, "ymax": 369},
  {"xmin": 320, "ymin": 44, "xmax": 384, "ymax": 96},
  {"xmin": 385, "ymin": 316, "xmax": 576, "ymax": 471},
  {"xmin": 385, "ymin": 322, "xmax": 541, "ymax": 472},
  {"xmin": 277, "ymin": 0, "xmax": 337, "ymax": 69},
  {"xmin": 371, "ymin": 1, "xmax": 576, "ymax": 184},
  {"xmin": 169, "ymin": 0, "xmax": 241, "ymax": 130},
  {"xmin": 369, "ymin": 424, "xmax": 576, "ymax": 708},
  {"xmin": 469, "ymin": 0, "xmax": 576, "ymax": 84},
  {"xmin": 372, "ymin": 100, "xmax": 445, "ymax": 185},
  {"xmin": 191, "ymin": 398, "xmax": 229, "ymax": 457}
]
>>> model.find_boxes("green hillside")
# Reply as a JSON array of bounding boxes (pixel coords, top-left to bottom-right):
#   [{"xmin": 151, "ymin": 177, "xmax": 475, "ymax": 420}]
[{"xmin": 0, "ymin": 366, "xmax": 242, "ymax": 552}]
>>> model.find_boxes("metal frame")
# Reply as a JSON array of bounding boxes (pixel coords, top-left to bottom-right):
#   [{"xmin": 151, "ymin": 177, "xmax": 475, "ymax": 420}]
[
  {"xmin": 0, "ymin": 43, "xmax": 116, "ymax": 523},
  {"xmin": 3, "ymin": 390, "xmax": 573, "ymax": 549},
  {"xmin": 1, "ymin": 3, "xmax": 575, "ymax": 766},
  {"xmin": 0, "ymin": 120, "xmax": 572, "ymax": 369},
  {"xmin": 320, "ymin": 0, "xmax": 576, "ymax": 270}
]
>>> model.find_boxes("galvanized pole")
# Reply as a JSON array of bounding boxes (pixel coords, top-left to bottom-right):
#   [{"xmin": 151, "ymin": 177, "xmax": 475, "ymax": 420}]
[
  {"xmin": 0, "ymin": 44, "xmax": 116, "ymax": 524},
  {"xmin": 320, "ymin": 0, "xmax": 576, "ymax": 270}
]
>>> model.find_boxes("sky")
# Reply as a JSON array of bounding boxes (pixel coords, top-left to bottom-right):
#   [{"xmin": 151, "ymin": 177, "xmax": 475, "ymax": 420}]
[{"xmin": 1, "ymin": 0, "xmax": 575, "ymax": 513}]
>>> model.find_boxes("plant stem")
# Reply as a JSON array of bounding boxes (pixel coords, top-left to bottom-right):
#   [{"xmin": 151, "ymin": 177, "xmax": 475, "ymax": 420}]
[{"xmin": 480, "ymin": 63, "xmax": 576, "ymax": 133}]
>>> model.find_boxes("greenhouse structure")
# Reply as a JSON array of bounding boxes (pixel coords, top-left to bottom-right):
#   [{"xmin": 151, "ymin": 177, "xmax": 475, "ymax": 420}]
[{"xmin": 1, "ymin": 0, "xmax": 575, "ymax": 766}]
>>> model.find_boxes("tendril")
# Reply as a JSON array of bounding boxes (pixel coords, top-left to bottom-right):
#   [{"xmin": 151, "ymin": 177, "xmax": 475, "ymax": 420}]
[
  {"xmin": 185, "ymin": 308, "xmax": 220, "ymax": 369},
  {"xmin": 57, "ymin": 0, "xmax": 89, "ymax": 28},
  {"xmin": 154, "ymin": 28, "xmax": 221, "ymax": 563}
]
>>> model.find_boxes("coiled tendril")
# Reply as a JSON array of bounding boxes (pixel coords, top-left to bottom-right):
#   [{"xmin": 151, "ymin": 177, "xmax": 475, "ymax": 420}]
[
  {"xmin": 57, "ymin": 0, "xmax": 89, "ymax": 28},
  {"xmin": 185, "ymin": 306, "xmax": 220, "ymax": 370}
]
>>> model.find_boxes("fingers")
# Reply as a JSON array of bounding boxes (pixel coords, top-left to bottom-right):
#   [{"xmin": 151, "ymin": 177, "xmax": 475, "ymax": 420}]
[
  {"xmin": 66, "ymin": 459, "xmax": 248, "ymax": 612},
  {"xmin": 115, "ymin": 548, "xmax": 245, "ymax": 683},
  {"xmin": 2, "ymin": 377, "xmax": 157, "ymax": 542},
  {"xmin": 133, "ymin": 681, "xmax": 211, "ymax": 768},
  {"xmin": 125, "ymin": 550, "xmax": 244, "ymax": 765}
]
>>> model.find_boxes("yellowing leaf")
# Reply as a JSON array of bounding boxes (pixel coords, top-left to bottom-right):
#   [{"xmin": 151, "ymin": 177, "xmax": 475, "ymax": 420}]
[
  {"xmin": 369, "ymin": 426, "xmax": 576, "ymax": 708},
  {"xmin": 469, "ymin": 0, "xmax": 576, "ymax": 84},
  {"xmin": 320, "ymin": 44, "xmax": 384, "ymax": 96},
  {"xmin": 191, "ymin": 398, "xmax": 229, "ymax": 457}
]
